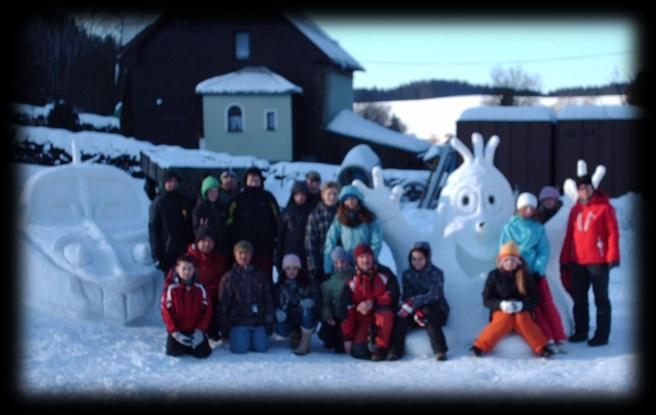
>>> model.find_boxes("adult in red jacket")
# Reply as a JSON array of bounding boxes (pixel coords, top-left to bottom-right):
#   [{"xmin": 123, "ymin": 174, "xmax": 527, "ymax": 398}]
[
  {"xmin": 164, "ymin": 226, "xmax": 229, "ymax": 343},
  {"xmin": 339, "ymin": 243, "xmax": 400, "ymax": 361},
  {"xmin": 560, "ymin": 174, "xmax": 619, "ymax": 346},
  {"xmin": 161, "ymin": 254, "xmax": 213, "ymax": 358}
]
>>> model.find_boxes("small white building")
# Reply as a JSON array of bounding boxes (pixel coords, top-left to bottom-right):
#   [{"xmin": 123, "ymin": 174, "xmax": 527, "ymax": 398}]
[{"xmin": 196, "ymin": 66, "xmax": 303, "ymax": 161}]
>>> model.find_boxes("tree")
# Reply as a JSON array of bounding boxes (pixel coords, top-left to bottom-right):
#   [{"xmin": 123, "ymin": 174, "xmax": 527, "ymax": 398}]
[
  {"xmin": 482, "ymin": 65, "xmax": 542, "ymax": 106},
  {"xmin": 355, "ymin": 102, "xmax": 407, "ymax": 133}
]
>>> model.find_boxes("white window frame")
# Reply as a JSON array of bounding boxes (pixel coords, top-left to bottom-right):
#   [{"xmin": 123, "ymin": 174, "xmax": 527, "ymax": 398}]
[
  {"xmin": 234, "ymin": 31, "xmax": 250, "ymax": 60},
  {"xmin": 225, "ymin": 103, "xmax": 245, "ymax": 133},
  {"xmin": 264, "ymin": 109, "xmax": 277, "ymax": 131}
]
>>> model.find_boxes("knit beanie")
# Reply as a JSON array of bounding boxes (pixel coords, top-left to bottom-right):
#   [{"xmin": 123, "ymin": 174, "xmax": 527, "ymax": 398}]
[
  {"xmin": 339, "ymin": 185, "xmax": 363, "ymax": 203},
  {"xmin": 516, "ymin": 192, "xmax": 538, "ymax": 210},
  {"xmin": 194, "ymin": 225, "xmax": 215, "ymax": 243},
  {"xmin": 498, "ymin": 241, "xmax": 520, "ymax": 261},
  {"xmin": 161, "ymin": 170, "xmax": 180, "ymax": 184},
  {"xmin": 576, "ymin": 174, "xmax": 592, "ymax": 187},
  {"xmin": 330, "ymin": 246, "xmax": 349, "ymax": 263},
  {"xmin": 408, "ymin": 241, "xmax": 431, "ymax": 262},
  {"xmin": 353, "ymin": 243, "xmax": 373, "ymax": 259},
  {"xmin": 200, "ymin": 175, "xmax": 220, "ymax": 199},
  {"xmin": 282, "ymin": 253, "xmax": 302, "ymax": 269},
  {"xmin": 539, "ymin": 186, "xmax": 560, "ymax": 201}
]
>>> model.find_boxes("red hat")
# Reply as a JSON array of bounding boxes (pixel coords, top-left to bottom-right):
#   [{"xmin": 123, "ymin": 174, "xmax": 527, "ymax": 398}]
[{"xmin": 353, "ymin": 243, "xmax": 373, "ymax": 258}]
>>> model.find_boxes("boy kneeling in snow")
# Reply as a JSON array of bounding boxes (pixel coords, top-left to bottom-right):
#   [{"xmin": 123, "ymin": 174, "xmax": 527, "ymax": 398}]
[
  {"xmin": 340, "ymin": 243, "xmax": 399, "ymax": 361},
  {"xmin": 471, "ymin": 241, "xmax": 555, "ymax": 358},
  {"xmin": 161, "ymin": 254, "xmax": 213, "ymax": 358}
]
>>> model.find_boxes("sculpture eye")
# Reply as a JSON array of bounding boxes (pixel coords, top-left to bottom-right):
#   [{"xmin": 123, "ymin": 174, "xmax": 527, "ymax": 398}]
[
  {"xmin": 462, "ymin": 196, "xmax": 470, "ymax": 206},
  {"xmin": 488, "ymin": 195, "xmax": 495, "ymax": 205},
  {"xmin": 455, "ymin": 187, "xmax": 476, "ymax": 213}
]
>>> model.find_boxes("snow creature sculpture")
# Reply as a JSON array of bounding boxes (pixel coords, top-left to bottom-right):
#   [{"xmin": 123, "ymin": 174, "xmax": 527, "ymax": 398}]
[{"xmin": 20, "ymin": 141, "xmax": 161, "ymax": 323}]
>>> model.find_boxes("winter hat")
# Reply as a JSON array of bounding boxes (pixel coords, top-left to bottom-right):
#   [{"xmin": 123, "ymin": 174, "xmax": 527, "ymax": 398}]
[
  {"xmin": 162, "ymin": 170, "xmax": 181, "ymax": 184},
  {"xmin": 244, "ymin": 167, "xmax": 265, "ymax": 181},
  {"xmin": 220, "ymin": 169, "xmax": 237, "ymax": 180},
  {"xmin": 516, "ymin": 192, "xmax": 538, "ymax": 210},
  {"xmin": 330, "ymin": 246, "xmax": 349, "ymax": 263},
  {"xmin": 194, "ymin": 225, "xmax": 215, "ymax": 243},
  {"xmin": 233, "ymin": 240, "xmax": 253, "ymax": 254},
  {"xmin": 200, "ymin": 175, "xmax": 220, "ymax": 199},
  {"xmin": 353, "ymin": 243, "xmax": 373, "ymax": 259},
  {"xmin": 576, "ymin": 174, "xmax": 592, "ymax": 187},
  {"xmin": 306, "ymin": 170, "xmax": 322, "ymax": 182},
  {"xmin": 291, "ymin": 180, "xmax": 310, "ymax": 197},
  {"xmin": 498, "ymin": 241, "xmax": 520, "ymax": 260},
  {"xmin": 282, "ymin": 253, "xmax": 302, "ymax": 270},
  {"xmin": 409, "ymin": 241, "xmax": 432, "ymax": 262},
  {"xmin": 539, "ymin": 186, "xmax": 560, "ymax": 201},
  {"xmin": 339, "ymin": 185, "xmax": 363, "ymax": 203}
]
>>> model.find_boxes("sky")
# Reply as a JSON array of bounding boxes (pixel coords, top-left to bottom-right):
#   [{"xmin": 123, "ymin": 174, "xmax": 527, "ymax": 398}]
[{"xmin": 309, "ymin": 15, "xmax": 639, "ymax": 93}]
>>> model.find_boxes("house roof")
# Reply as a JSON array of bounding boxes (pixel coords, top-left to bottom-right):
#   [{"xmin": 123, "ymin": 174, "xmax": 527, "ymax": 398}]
[
  {"xmin": 119, "ymin": 11, "xmax": 364, "ymax": 72},
  {"xmin": 195, "ymin": 66, "xmax": 303, "ymax": 95},
  {"xmin": 326, "ymin": 110, "xmax": 431, "ymax": 154},
  {"xmin": 458, "ymin": 106, "xmax": 556, "ymax": 122},
  {"xmin": 557, "ymin": 105, "xmax": 644, "ymax": 120}
]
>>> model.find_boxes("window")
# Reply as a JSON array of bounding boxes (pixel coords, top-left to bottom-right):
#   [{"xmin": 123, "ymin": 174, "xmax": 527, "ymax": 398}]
[
  {"xmin": 234, "ymin": 32, "xmax": 250, "ymax": 60},
  {"xmin": 265, "ymin": 110, "xmax": 277, "ymax": 131},
  {"xmin": 227, "ymin": 106, "xmax": 243, "ymax": 132}
]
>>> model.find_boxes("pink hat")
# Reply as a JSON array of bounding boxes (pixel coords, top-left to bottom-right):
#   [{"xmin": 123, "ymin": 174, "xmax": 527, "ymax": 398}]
[{"xmin": 282, "ymin": 254, "xmax": 302, "ymax": 269}]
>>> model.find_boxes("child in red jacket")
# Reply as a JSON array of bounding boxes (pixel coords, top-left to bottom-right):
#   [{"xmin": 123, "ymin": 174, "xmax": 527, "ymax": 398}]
[{"xmin": 161, "ymin": 254, "xmax": 213, "ymax": 358}]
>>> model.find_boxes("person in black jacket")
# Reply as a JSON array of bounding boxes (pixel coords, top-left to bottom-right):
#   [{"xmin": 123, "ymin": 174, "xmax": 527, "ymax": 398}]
[
  {"xmin": 275, "ymin": 181, "xmax": 313, "ymax": 274},
  {"xmin": 388, "ymin": 242, "xmax": 450, "ymax": 361},
  {"xmin": 227, "ymin": 167, "xmax": 280, "ymax": 281},
  {"xmin": 192, "ymin": 175, "xmax": 230, "ymax": 258},
  {"xmin": 148, "ymin": 170, "xmax": 195, "ymax": 274}
]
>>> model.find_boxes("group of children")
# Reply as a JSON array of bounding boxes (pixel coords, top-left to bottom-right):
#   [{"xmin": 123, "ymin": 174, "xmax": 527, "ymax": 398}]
[{"xmin": 157, "ymin": 167, "xmax": 619, "ymax": 362}]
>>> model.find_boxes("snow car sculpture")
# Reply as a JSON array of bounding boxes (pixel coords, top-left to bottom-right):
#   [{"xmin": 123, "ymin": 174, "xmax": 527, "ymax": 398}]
[{"xmin": 20, "ymin": 143, "xmax": 161, "ymax": 323}]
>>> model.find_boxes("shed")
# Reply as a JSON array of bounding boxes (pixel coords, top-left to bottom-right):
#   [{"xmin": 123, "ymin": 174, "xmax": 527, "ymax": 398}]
[
  {"xmin": 555, "ymin": 105, "xmax": 644, "ymax": 197},
  {"xmin": 457, "ymin": 106, "xmax": 556, "ymax": 195}
]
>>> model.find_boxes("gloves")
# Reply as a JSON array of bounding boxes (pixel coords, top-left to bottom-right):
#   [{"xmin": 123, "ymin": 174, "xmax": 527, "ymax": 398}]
[
  {"xmin": 512, "ymin": 301, "xmax": 523, "ymax": 313},
  {"xmin": 300, "ymin": 298, "xmax": 315, "ymax": 309},
  {"xmin": 275, "ymin": 308, "xmax": 288, "ymax": 323},
  {"xmin": 397, "ymin": 301, "xmax": 414, "ymax": 318},
  {"xmin": 191, "ymin": 329, "xmax": 204, "ymax": 348},
  {"xmin": 413, "ymin": 309, "xmax": 427, "ymax": 327},
  {"xmin": 171, "ymin": 331, "xmax": 193, "ymax": 347},
  {"xmin": 499, "ymin": 300, "xmax": 515, "ymax": 313}
]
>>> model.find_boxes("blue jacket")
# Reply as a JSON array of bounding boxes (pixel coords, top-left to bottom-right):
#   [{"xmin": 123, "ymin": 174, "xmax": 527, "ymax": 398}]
[
  {"xmin": 499, "ymin": 215, "xmax": 550, "ymax": 275},
  {"xmin": 323, "ymin": 218, "xmax": 382, "ymax": 274}
]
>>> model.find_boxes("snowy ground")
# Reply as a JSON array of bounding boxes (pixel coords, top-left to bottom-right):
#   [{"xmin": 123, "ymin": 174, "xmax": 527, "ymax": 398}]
[{"xmin": 15, "ymin": 159, "xmax": 643, "ymax": 402}]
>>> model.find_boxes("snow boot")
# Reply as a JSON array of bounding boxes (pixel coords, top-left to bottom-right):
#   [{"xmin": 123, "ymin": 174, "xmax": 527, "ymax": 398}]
[
  {"xmin": 371, "ymin": 348, "xmax": 388, "ymax": 362},
  {"xmin": 290, "ymin": 329, "xmax": 301, "ymax": 349},
  {"xmin": 435, "ymin": 351, "xmax": 447, "ymax": 361},
  {"xmin": 539, "ymin": 345, "xmax": 555, "ymax": 358},
  {"xmin": 293, "ymin": 327, "xmax": 313, "ymax": 356},
  {"xmin": 587, "ymin": 336, "xmax": 608, "ymax": 347},
  {"xmin": 470, "ymin": 346, "xmax": 483, "ymax": 357},
  {"xmin": 569, "ymin": 331, "xmax": 588, "ymax": 343}
]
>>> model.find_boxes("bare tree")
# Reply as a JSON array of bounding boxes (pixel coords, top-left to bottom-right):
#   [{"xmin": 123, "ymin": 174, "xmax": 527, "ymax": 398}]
[
  {"xmin": 355, "ymin": 102, "xmax": 407, "ymax": 133},
  {"xmin": 482, "ymin": 65, "xmax": 542, "ymax": 106}
]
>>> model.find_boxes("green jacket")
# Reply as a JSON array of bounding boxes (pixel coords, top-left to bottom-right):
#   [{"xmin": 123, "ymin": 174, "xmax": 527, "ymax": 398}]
[{"xmin": 320, "ymin": 268, "xmax": 353, "ymax": 321}]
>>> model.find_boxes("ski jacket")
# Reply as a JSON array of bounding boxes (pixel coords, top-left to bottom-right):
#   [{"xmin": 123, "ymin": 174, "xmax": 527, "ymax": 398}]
[
  {"xmin": 227, "ymin": 187, "xmax": 280, "ymax": 257},
  {"xmin": 401, "ymin": 262, "xmax": 450, "ymax": 318},
  {"xmin": 218, "ymin": 264, "xmax": 274, "ymax": 334},
  {"xmin": 482, "ymin": 267, "xmax": 539, "ymax": 313},
  {"xmin": 320, "ymin": 269, "xmax": 352, "ymax": 321},
  {"xmin": 148, "ymin": 190, "xmax": 195, "ymax": 271},
  {"xmin": 560, "ymin": 191, "xmax": 620, "ymax": 266},
  {"xmin": 499, "ymin": 215, "xmax": 550, "ymax": 276},
  {"xmin": 161, "ymin": 274, "xmax": 212, "ymax": 334},
  {"xmin": 275, "ymin": 274, "xmax": 321, "ymax": 324},
  {"xmin": 164, "ymin": 244, "xmax": 228, "ymax": 304},
  {"xmin": 323, "ymin": 217, "xmax": 382, "ymax": 274}
]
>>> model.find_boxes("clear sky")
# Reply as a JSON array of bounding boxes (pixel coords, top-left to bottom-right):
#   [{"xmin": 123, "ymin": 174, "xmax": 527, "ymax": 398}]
[{"xmin": 309, "ymin": 15, "xmax": 638, "ymax": 93}]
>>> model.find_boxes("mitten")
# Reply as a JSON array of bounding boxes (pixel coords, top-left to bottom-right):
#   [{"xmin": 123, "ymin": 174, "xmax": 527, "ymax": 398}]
[
  {"xmin": 512, "ymin": 301, "xmax": 523, "ymax": 313},
  {"xmin": 191, "ymin": 329, "xmax": 204, "ymax": 348},
  {"xmin": 499, "ymin": 300, "xmax": 514, "ymax": 314},
  {"xmin": 171, "ymin": 331, "xmax": 193, "ymax": 347},
  {"xmin": 300, "ymin": 298, "xmax": 315, "ymax": 309},
  {"xmin": 413, "ymin": 309, "xmax": 427, "ymax": 327},
  {"xmin": 397, "ymin": 301, "xmax": 414, "ymax": 318},
  {"xmin": 275, "ymin": 308, "xmax": 288, "ymax": 323}
]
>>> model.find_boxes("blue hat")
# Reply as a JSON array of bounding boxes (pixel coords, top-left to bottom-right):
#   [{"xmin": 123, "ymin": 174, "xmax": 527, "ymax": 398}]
[{"xmin": 339, "ymin": 185, "xmax": 363, "ymax": 203}]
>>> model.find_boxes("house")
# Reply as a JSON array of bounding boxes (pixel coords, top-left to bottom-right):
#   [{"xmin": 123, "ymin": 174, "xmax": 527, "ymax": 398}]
[{"xmin": 117, "ymin": 11, "xmax": 364, "ymax": 161}]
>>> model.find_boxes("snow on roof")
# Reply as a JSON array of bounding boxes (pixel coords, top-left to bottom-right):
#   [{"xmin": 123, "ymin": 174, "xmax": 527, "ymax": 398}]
[
  {"xmin": 327, "ymin": 110, "xmax": 431, "ymax": 154},
  {"xmin": 285, "ymin": 13, "xmax": 365, "ymax": 72},
  {"xmin": 557, "ymin": 105, "xmax": 644, "ymax": 120},
  {"xmin": 458, "ymin": 106, "xmax": 556, "ymax": 122},
  {"xmin": 196, "ymin": 66, "xmax": 303, "ymax": 95},
  {"xmin": 142, "ymin": 146, "xmax": 268, "ymax": 169}
]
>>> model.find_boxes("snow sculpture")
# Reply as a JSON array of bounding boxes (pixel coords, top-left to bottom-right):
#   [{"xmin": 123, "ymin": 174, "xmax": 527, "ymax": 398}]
[
  {"xmin": 20, "ymin": 141, "xmax": 161, "ymax": 323},
  {"xmin": 353, "ymin": 133, "xmax": 594, "ymax": 346}
]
